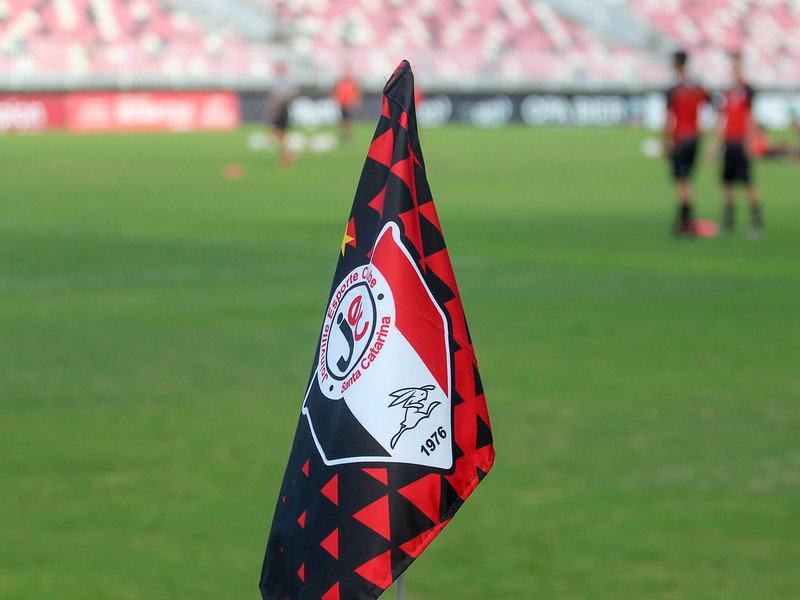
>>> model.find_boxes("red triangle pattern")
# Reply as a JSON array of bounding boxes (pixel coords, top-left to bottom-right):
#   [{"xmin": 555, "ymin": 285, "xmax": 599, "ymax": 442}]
[
  {"xmin": 454, "ymin": 350, "xmax": 479, "ymax": 417},
  {"xmin": 297, "ymin": 510, "xmax": 306, "ymax": 529},
  {"xmin": 368, "ymin": 186, "xmax": 387, "ymax": 217},
  {"xmin": 445, "ymin": 296, "xmax": 470, "ymax": 351},
  {"xmin": 321, "ymin": 582, "xmax": 340, "ymax": 600},
  {"xmin": 361, "ymin": 468, "xmax": 388, "ymax": 485},
  {"xmin": 381, "ymin": 96, "xmax": 390, "ymax": 119},
  {"xmin": 391, "ymin": 156, "xmax": 417, "ymax": 205},
  {"xmin": 421, "ymin": 247, "xmax": 458, "ymax": 294},
  {"xmin": 397, "ymin": 208, "xmax": 424, "ymax": 259},
  {"xmin": 399, "ymin": 520, "xmax": 451, "ymax": 559},
  {"xmin": 445, "ymin": 344, "xmax": 495, "ymax": 498},
  {"xmin": 320, "ymin": 528, "xmax": 339, "ymax": 560},
  {"xmin": 321, "ymin": 474, "xmax": 338, "ymax": 506},
  {"xmin": 417, "ymin": 197, "xmax": 441, "ymax": 228},
  {"xmin": 447, "ymin": 442, "xmax": 494, "ymax": 504},
  {"xmin": 352, "ymin": 495, "xmax": 391, "ymax": 541},
  {"xmin": 301, "ymin": 459, "xmax": 310, "ymax": 477},
  {"xmin": 368, "ymin": 128, "xmax": 394, "ymax": 167},
  {"xmin": 397, "ymin": 473, "xmax": 441, "ymax": 525},
  {"xmin": 297, "ymin": 563, "xmax": 305, "ymax": 582},
  {"xmin": 398, "ymin": 111, "xmax": 409, "ymax": 130},
  {"xmin": 354, "ymin": 550, "xmax": 392, "ymax": 589},
  {"xmin": 407, "ymin": 141, "xmax": 422, "ymax": 167},
  {"xmin": 475, "ymin": 388, "xmax": 492, "ymax": 426}
]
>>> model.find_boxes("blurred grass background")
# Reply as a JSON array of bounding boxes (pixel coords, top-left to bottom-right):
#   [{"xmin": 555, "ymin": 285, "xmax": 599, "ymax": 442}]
[{"xmin": 1, "ymin": 125, "xmax": 798, "ymax": 599}]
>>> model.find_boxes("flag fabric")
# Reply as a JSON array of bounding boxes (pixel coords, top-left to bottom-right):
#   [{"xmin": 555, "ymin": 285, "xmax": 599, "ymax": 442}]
[{"xmin": 260, "ymin": 60, "xmax": 494, "ymax": 600}]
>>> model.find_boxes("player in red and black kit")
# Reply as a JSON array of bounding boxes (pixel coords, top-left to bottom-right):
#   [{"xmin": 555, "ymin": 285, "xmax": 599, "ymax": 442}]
[
  {"xmin": 332, "ymin": 67, "xmax": 362, "ymax": 143},
  {"xmin": 664, "ymin": 50, "xmax": 710, "ymax": 235},
  {"xmin": 717, "ymin": 53, "xmax": 763, "ymax": 237}
]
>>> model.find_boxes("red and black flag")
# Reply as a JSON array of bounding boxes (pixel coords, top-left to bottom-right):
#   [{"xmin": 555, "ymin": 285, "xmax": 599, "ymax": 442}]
[{"xmin": 260, "ymin": 60, "xmax": 494, "ymax": 600}]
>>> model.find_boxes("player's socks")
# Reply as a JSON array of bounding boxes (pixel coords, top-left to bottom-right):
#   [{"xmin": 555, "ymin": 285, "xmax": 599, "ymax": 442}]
[
  {"xmin": 675, "ymin": 203, "xmax": 694, "ymax": 235},
  {"xmin": 722, "ymin": 204, "xmax": 734, "ymax": 234},
  {"xmin": 749, "ymin": 204, "xmax": 763, "ymax": 238}
]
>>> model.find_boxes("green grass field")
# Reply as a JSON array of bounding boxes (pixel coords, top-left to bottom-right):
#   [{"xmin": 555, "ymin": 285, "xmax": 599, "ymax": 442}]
[{"xmin": 2, "ymin": 124, "xmax": 799, "ymax": 599}]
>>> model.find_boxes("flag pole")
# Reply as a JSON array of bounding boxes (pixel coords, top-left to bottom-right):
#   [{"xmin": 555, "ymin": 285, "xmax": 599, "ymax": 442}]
[{"xmin": 395, "ymin": 572, "xmax": 407, "ymax": 600}]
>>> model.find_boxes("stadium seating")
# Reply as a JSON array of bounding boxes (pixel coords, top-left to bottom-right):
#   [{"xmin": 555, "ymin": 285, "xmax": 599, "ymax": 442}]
[
  {"xmin": 267, "ymin": 0, "xmax": 668, "ymax": 86},
  {"xmin": 0, "ymin": 0, "xmax": 262, "ymax": 83},
  {"xmin": 630, "ymin": 0, "xmax": 800, "ymax": 86},
  {"xmin": 0, "ymin": 0, "xmax": 798, "ymax": 87}
]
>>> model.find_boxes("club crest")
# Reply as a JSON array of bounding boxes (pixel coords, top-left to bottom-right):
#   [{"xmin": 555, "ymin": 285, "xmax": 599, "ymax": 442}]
[{"xmin": 302, "ymin": 222, "xmax": 452, "ymax": 469}]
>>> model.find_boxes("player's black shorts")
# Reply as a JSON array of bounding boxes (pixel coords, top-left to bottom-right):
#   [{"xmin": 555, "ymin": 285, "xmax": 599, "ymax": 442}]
[
  {"xmin": 271, "ymin": 103, "xmax": 290, "ymax": 131},
  {"xmin": 722, "ymin": 142, "xmax": 751, "ymax": 184},
  {"xmin": 340, "ymin": 106, "xmax": 353, "ymax": 122},
  {"xmin": 670, "ymin": 137, "xmax": 699, "ymax": 180}
]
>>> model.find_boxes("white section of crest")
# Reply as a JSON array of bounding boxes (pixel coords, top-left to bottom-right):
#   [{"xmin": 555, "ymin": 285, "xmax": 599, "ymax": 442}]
[
  {"xmin": 342, "ymin": 326, "xmax": 452, "ymax": 469},
  {"xmin": 302, "ymin": 222, "xmax": 452, "ymax": 469}
]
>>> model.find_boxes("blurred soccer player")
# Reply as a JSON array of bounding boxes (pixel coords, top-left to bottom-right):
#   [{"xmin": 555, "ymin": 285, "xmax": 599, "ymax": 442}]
[
  {"xmin": 716, "ymin": 53, "xmax": 763, "ymax": 237},
  {"xmin": 332, "ymin": 66, "xmax": 362, "ymax": 142},
  {"xmin": 266, "ymin": 62, "xmax": 298, "ymax": 166},
  {"xmin": 664, "ymin": 50, "xmax": 710, "ymax": 236}
]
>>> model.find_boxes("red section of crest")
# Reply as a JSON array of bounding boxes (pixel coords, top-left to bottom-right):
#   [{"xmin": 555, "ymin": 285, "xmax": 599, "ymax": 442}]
[
  {"xmin": 352, "ymin": 495, "xmax": 391, "ymax": 541},
  {"xmin": 355, "ymin": 551, "xmax": 392, "ymax": 589},
  {"xmin": 370, "ymin": 227, "xmax": 448, "ymax": 395}
]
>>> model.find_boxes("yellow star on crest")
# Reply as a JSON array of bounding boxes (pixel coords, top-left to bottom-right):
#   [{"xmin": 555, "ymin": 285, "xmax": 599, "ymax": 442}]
[
  {"xmin": 341, "ymin": 220, "xmax": 356, "ymax": 255},
  {"xmin": 341, "ymin": 232, "xmax": 355, "ymax": 255}
]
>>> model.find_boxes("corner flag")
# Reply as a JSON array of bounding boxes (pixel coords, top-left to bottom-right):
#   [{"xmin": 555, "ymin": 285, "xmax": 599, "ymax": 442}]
[{"xmin": 260, "ymin": 60, "xmax": 494, "ymax": 600}]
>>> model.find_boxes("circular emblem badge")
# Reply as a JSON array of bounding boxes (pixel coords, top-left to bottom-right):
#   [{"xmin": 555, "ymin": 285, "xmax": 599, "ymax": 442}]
[
  {"xmin": 326, "ymin": 281, "xmax": 375, "ymax": 380},
  {"xmin": 317, "ymin": 264, "xmax": 394, "ymax": 398}
]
